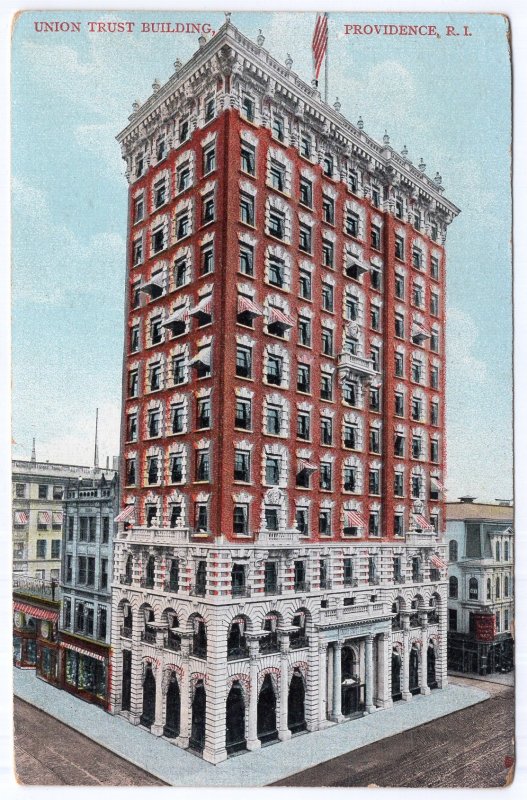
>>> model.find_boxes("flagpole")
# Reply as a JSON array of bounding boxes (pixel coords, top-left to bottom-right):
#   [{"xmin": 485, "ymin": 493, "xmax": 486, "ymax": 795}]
[{"xmin": 324, "ymin": 12, "xmax": 329, "ymax": 103}]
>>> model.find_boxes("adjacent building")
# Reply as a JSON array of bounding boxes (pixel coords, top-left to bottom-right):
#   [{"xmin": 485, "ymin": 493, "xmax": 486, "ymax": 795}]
[
  {"xmin": 13, "ymin": 574, "xmax": 61, "ymax": 685},
  {"xmin": 446, "ymin": 497, "xmax": 514, "ymax": 675},
  {"xmin": 59, "ymin": 468, "xmax": 119, "ymax": 707},
  {"xmin": 110, "ymin": 19, "xmax": 459, "ymax": 763}
]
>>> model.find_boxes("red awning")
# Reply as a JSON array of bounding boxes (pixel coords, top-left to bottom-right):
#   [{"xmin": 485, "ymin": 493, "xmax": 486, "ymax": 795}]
[
  {"xmin": 238, "ymin": 295, "xmax": 264, "ymax": 317},
  {"xmin": 14, "ymin": 511, "xmax": 28, "ymax": 525},
  {"xmin": 61, "ymin": 642, "xmax": 106, "ymax": 662},
  {"xmin": 37, "ymin": 511, "xmax": 51, "ymax": 525},
  {"xmin": 189, "ymin": 295, "xmax": 213, "ymax": 317},
  {"xmin": 414, "ymin": 514, "xmax": 434, "ymax": 531},
  {"xmin": 430, "ymin": 553, "xmax": 447, "ymax": 569},
  {"xmin": 13, "ymin": 601, "xmax": 58, "ymax": 621},
  {"xmin": 269, "ymin": 307, "xmax": 294, "ymax": 328},
  {"xmin": 344, "ymin": 510, "xmax": 366, "ymax": 527},
  {"xmin": 52, "ymin": 511, "xmax": 63, "ymax": 525},
  {"xmin": 163, "ymin": 305, "xmax": 189, "ymax": 327},
  {"xmin": 298, "ymin": 460, "xmax": 318, "ymax": 474},
  {"xmin": 115, "ymin": 505, "xmax": 135, "ymax": 523}
]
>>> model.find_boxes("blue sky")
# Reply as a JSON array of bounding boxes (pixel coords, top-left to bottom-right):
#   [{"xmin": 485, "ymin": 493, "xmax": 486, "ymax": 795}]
[{"xmin": 11, "ymin": 10, "xmax": 512, "ymax": 501}]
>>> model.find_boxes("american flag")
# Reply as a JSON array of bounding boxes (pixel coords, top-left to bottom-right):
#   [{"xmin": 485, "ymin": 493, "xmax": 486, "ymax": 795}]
[{"xmin": 312, "ymin": 12, "xmax": 328, "ymax": 82}]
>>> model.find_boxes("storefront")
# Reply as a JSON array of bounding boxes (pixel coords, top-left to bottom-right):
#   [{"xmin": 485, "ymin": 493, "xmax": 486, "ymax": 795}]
[
  {"xmin": 60, "ymin": 635, "xmax": 110, "ymax": 708},
  {"xmin": 13, "ymin": 600, "xmax": 60, "ymax": 681}
]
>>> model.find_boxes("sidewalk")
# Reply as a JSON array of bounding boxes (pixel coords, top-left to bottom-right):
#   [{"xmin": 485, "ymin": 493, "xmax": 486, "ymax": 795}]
[
  {"xmin": 14, "ymin": 669, "xmax": 489, "ymax": 787},
  {"xmin": 448, "ymin": 669, "xmax": 514, "ymax": 688}
]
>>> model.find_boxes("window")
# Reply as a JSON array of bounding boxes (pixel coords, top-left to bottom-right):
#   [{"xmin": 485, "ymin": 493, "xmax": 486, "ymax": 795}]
[
  {"xmin": 266, "ymin": 406, "xmax": 282, "ymax": 436},
  {"xmin": 240, "ymin": 193, "xmax": 254, "ymax": 226},
  {"xmin": 321, "ymin": 327, "xmax": 333, "ymax": 356},
  {"xmin": 343, "ymin": 423, "xmax": 357, "ymax": 449},
  {"xmin": 196, "ymin": 397, "xmax": 211, "ymax": 429},
  {"xmin": 267, "ymin": 355, "xmax": 283, "ymax": 386},
  {"xmin": 323, "ymin": 153, "xmax": 333, "ymax": 178},
  {"xmin": 394, "ymin": 472, "xmax": 404, "ymax": 496},
  {"xmin": 299, "ymin": 270, "xmax": 312, "ymax": 300},
  {"xmin": 272, "ymin": 115, "xmax": 285, "ymax": 142},
  {"xmin": 147, "ymin": 456, "xmax": 160, "ymax": 485},
  {"xmin": 175, "ymin": 211, "xmax": 189, "ymax": 240},
  {"xmin": 369, "ymin": 427, "xmax": 381, "ymax": 454},
  {"xmin": 78, "ymin": 555, "xmax": 87, "ymax": 584},
  {"xmin": 371, "ymin": 305, "xmax": 381, "ymax": 330},
  {"xmin": 128, "ymin": 369, "xmax": 138, "ymax": 398},
  {"xmin": 201, "ymin": 193, "xmax": 215, "ymax": 224},
  {"xmin": 345, "ymin": 212, "xmax": 359, "ymax": 238},
  {"xmin": 233, "ymin": 504, "xmax": 249, "ymax": 535},
  {"xmin": 412, "ymin": 360, "xmax": 423, "ymax": 383},
  {"xmin": 395, "ymin": 352, "xmax": 404, "ymax": 377},
  {"xmin": 38, "ymin": 484, "xmax": 48, "ymax": 499},
  {"xmin": 100, "ymin": 558, "xmax": 108, "ymax": 590},
  {"xmin": 178, "ymin": 117, "xmax": 189, "ymax": 143},
  {"xmin": 320, "ymin": 416, "xmax": 333, "ymax": 446},
  {"xmin": 369, "ymin": 386, "xmax": 380, "ymax": 412},
  {"xmin": 172, "ymin": 355, "xmax": 185, "ymax": 385},
  {"xmin": 268, "ymin": 209, "xmax": 285, "ymax": 240},
  {"xmin": 200, "ymin": 246, "xmax": 214, "ymax": 277},
  {"xmin": 449, "ymin": 608, "xmax": 458, "ymax": 631},
  {"xmin": 195, "ymin": 450, "xmax": 210, "ymax": 482},
  {"xmin": 430, "ymin": 439, "xmax": 439, "ymax": 463},
  {"xmin": 394, "ymin": 515, "xmax": 404, "ymax": 538},
  {"xmin": 240, "ymin": 142, "xmax": 255, "ymax": 175},
  {"xmin": 241, "ymin": 95, "xmax": 255, "ymax": 122},
  {"xmin": 320, "ymin": 373, "xmax": 333, "ymax": 401},
  {"xmin": 343, "ymin": 557, "xmax": 354, "ymax": 585},
  {"xmin": 177, "ymin": 162, "xmax": 191, "ymax": 192},
  {"xmin": 268, "ymin": 255, "xmax": 286, "ymax": 287},
  {"xmin": 297, "ymin": 411, "xmax": 310, "ymax": 440},
  {"xmin": 320, "ymin": 463, "xmax": 332, "ymax": 491},
  {"xmin": 369, "ymin": 511, "xmax": 380, "ymax": 537},
  {"xmin": 395, "ymin": 236, "xmax": 405, "ymax": 260},
  {"xmin": 152, "ymin": 226, "xmax": 165, "ymax": 254},
  {"xmin": 394, "ymin": 432, "xmax": 405, "ymax": 457},
  {"xmin": 126, "ymin": 458, "xmax": 136, "ymax": 485},
  {"xmin": 133, "ymin": 237, "xmax": 143, "ymax": 266},
  {"xmin": 371, "ymin": 224, "xmax": 381, "ymax": 251},
  {"xmin": 269, "ymin": 161, "xmax": 286, "ymax": 192},
  {"xmin": 67, "ymin": 517, "xmax": 74, "ymax": 541},
  {"xmin": 174, "ymin": 256, "xmax": 189, "ymax": 288},
  {"xmin": 343, "ymin": 465, "xmax": 356, "ymax": 492},
  {"xmin": 128, "ymin": 409, "xmax": 139, "ymax": 440},
  {"xmin": 369, "ymin": 469, "xmax": 380, "ymax": 495},
  {"xmin": 234, "ymin": 451, "xmax": 251, "ymax": 482},
  {"xmin": 319, "ymin": 510, "xmax": 331, "ymax": 537},
  {"xmin": 412, "ymin": 435, "xmax": 422, "ymax": 459},
  {"xmin": 235, "ymin": 398, "xmax": 252, "ymax": 430},
  {"xmin": 321, "ymin": 283, "xmax": 334, "ymax": 312},
  {"xmin": 102, "ymin": 517, "xmax": 110, "ymax": 544},
  {"xmin": 265, "ymin": 456, "xmax": 281, "ymax": 486},
  {"xmin": 239, "ymin": 243, "xmax": 254, "ymax": 276},
  {"xmin": 431, "ymin": 257, "xmax": 440, "ymax": 280},
  {"xmin": 265, "ymin": 508, "xmax": 279, "ymax": 531},
  {"xmin": 135, "ymin": 153, "xmax": 144, "ymax": 177},
  {"xmin": 298, "ymin": 316, "xmax": 312, "ymax": 347},
  {"xmin": 133, "ymin": 195, "xmax": 144, "ymax": 223},
  {"xmin": 300, "ymin": 134, "xmax": 312, "ymax": 158},
  {"xmin": 395, "ymin": 392, "xmax": 404, "ymax": 417},
  {"xmin": 296, "ymin": 508, "xmax": 309, "ymax": 536},
  {"xmin": 371, "ymin": 346, "xmax": 380, "ymax": 372},
  {"xmin": 430, "ymin": 292, "xmax": 439, "ymax": 316},
  {"xmin": 171, "ymin": 403, "xmax": 185, "ymax": 434},
  {"xmin": 36, "ymin": 540, "xmax": 47, "ymax": 559},
  {"xmin": 431, "ymin": 401, "xmax": 439, "ymax": 426},
  {"xmin": 204, "ymin": 95, "xmax": 216, "ymax": 123},
  {"xmin": 169, "ymin": 454, "xmax": 183, "ymax": 483},
  {"xmin": 469, "ymin": 577, "xmax": 479, "ymax": 600},
  {"xmin": 153, "ymin": 178, "xmax": 167, "ymax": 208},
  {"xmin": 236, "ymin": 345, "xmax": 252, "ymax": 379},
  {"xmin": 395, "ymin": 273, "xmax": 405, "ymax": 299},
  {"xmin": 297, "ymin": 363, "xmax": 311, "ymax": 393},
  {"xmin": 150, "ymin": 316, "xmax": 163, "ymax": 346},
  {"xmin": 299, "ymin": 224, "xmax": 312, "ymax": 253},
  {"xmin": 412, "ymin": 248, "xmax": 423, "ymax": 269},
  {"xmin": 299, "ymin": 178, "xmax": 312, "ymax": 208},
  {"xmin": 322, "ymin": 195, "xmax": 335, "ymax": 225},
  {"xmin": 149, "ymin": 362, "xmax": 161, "ymax": 391},
  {"xmin": 322, "ymin": 238, "xmax": 334, "ymax": 268},
  {"xmin": 449, "ymin": 540, "xmax": 458, "ymax": 562},
  {"xmin": 98, "ymin": 607, "xmax": 107, "ymax": 639},
  {"xmin": 203, "ymin": 144, "xmax": 216, "ymax": 174},
  {"xmin": 430, "ymin": 365, "xmax": 440, "ymax": 389},
  {"xmin": 411, "ymin": 475, "xmax": 422, "ymax": 499}
]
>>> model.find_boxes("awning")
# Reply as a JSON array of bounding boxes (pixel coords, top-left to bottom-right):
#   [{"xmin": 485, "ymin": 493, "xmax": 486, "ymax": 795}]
[
  {"xmin": 163, "ymin": 306, "xmax": 189, "ymax": 328},
  {"xmin": 412, "ymin": 321, "xmax": 431, "ymax": 340},
  {"xmin": 189, "ymin": 295, "xmax": 213, "ymax": 317},
  {"xmin": 344, "ymin": 510, "xmax": 366, "ymax": 527},
  {"xmin": 14, "ymin": 511, "xmax": 28, "ymax": 525},
  {"xmin": 189, "ymin": 346, "xmax": 211, "ymax": 368},
  {"xmin": 268, "ymin": 307, "xmax": 294, "ymax": 329},
  {"xmin": 429, "ymin": 553, "xmax": 447, "ymax": 570},
  {"xmin": 298, "ymin": 460, "xmax": 318, "ymax": 475},
  {"xmin": 140, "ymin": 273, "xmax": 164, "ymax": 295},
  {"xmin": 37, "ymin": 511, "xmax": 51, "ymax": 525},
  {"xmin": 238, "ymin": 295, "xmax": 264, "ymax": 317},
  {"xmin": 345, "ymin": 256, "xmax": 368, "ymax": 274},
  {"xmin": 115, "ymin": 505, "xmax": 135, "ymax": 523},
  {"xmin": 13, "ymin": 601, "xmax": 58, "ymax": 621},
  {"xmin": 414, "ymin": 514, "xmax": 434, "ymax": 531},
  {"xmin": 61, "ymin": 642, "xmax": 106, "ymax": 662},
  {"xmin": 431, "ymin": 477, "xmax": 445, "ymax": 492},
  {"xmin": 52, "ymin": 511, "xmax": 63, "ymax": 525}
]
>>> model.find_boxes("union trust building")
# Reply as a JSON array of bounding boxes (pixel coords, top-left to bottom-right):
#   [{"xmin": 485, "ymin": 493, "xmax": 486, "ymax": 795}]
[{"xmin": 110, "ymin": 18, "xmax": 459, "ymax": 763}]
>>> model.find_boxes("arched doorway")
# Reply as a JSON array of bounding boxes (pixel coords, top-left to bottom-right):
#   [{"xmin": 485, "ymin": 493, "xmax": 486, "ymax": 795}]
[
  {"xmin": 391, "ymin": 650, "xmax": 402, "ymax": 701},
  {"xmin": 164, "ymin": 672, "xmax": 180, "ymax": 738},
  {"xmin": 341, "ymin": 646, "xmax": 360, "ymax": 716},
  {"xmin": 427, "ymin": 644, "xmax": 437, "ymax": 689},
  {"xmin": 121, "ymin": 650, "xmax": 132, "ymax": 712},
  {"xmin": 140, "ymin": 663, "xmax": 156, "ymax": 728},
  {"xmin": 409, "ymin": 647, "xmax": 420, "ymax": 694},
  {"xmin": 226, "ymin": 681, "xmax": 247, "ymax": 754},
  {"xmin": 257, "ymin": 674, "xmax": 278, "ymax": 743},
  {"xmin": 288, "ymin": 670, "xmax": 306, "ymax": 734},
  {"xmin": 190, "ymin": 681, "xmax": 206, "ymax": 752}
]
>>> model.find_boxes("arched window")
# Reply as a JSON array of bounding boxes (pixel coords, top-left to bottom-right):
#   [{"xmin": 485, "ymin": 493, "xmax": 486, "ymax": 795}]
[
  {"xmin": 496, "ymin": 541, "xmax": 501, "ymax": 561},
  {"xmin": 495, "ymin": 577, "xmax": 500, "ymax": 599},
  {"xmin": 449, "ymin": 540, "xmax": 458, "ymax": 562},
  {"xmin": 504, "ymin": 575, "xmax": 509, "ymax": 597},
  {"xmin": 469, "ymin": 577, "xmax": 478, "ymax": 600},
  {"xmin": 487, "ymin": 577, "xmax": 492, "ymax": 600},
  {"xmin": 449, "ymin": 576, "xmax": 458, "ymax": 599}
]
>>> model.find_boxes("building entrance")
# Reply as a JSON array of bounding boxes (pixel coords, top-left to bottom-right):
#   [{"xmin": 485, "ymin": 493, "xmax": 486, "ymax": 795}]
[
  {"xmin": 288, "ymin": 672, "xmax": 306, "ymax": 734},
  {"xmin": 190, "ymin": 682, "xmax": 206, "ymax": 752},
  {"xmin": 226, "ymin": 681, "xmax": 247, "ymax": 754},
  {"xmin": 164, "ymin": 672, "xmax": 180, "ymax": 738},
  {"xmin": 257, "ymin": 674, "xmax": 278, "ymax": 743},
  {"xmin": 140, "ymin": 664, "xmax": 156, "ymax": 728}
]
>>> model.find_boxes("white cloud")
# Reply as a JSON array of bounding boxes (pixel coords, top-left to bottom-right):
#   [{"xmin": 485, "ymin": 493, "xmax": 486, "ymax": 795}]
[{"xmin": 446, "ymin": 308, "xmax": 487, "ymax": 383}]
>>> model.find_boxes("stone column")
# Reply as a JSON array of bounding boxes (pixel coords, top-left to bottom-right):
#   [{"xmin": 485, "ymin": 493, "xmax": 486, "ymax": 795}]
[
  {"xmin": 420, "ymin": 614, "xmax": 430, "ymax": 695},
  {"xmin": 129, "ymin": 604, "xmax": 144, "ymax": 724},
  {"xmin": 437, "ymin": 587, "xmax": 448, "ymax": 687},
  {"xmin": 246, "ymin": 636, "xmax": 261, "ymax": 751},
  {"xmin": 202, "ymin": 613, "xmax": 228, "ymax": 765},
  {"xmin": 176, "ymin": 634, "xmax": 191, "ymax": 748},
  {"xmin": 364, "ymin": 634, "xmax": 376, "ymax": 713},
  {"xmin": 318, "ymin": 640, "xmax": 328, "ymax": 724},
  {"xmin": 305, "ymin": 629, "xmax": 319, "ymax": 731},
  {"xmin": 375, "ymin": 631, "xmax": 393, "ymax": 708},
  {"xmin": 151, "ymin": 655, "xmax": 165, "ymax": 736},
  {"xmin": 331, "ymin": 641, "xmax": 343, "ymax": 722},
  {"xmin": 278, "ymin": 631, "xmax": 291, "ymax": 741},
  {"xmin": 401, "ymin": 614, "xmax": 412, "ymax": 702}
]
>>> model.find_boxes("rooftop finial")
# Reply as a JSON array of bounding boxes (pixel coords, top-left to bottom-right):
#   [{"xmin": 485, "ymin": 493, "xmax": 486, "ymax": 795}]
[
  {"xmin": 198, "ymin": 34, "xmax": 206, "ymax": 48},
  {"xmin": 285, "ymin": 53, "xmax": 293, "ymax": 70},
  {"xmin": 152, "ymin": 78, "xmax": 160, "ymax": 93},
  {"xmin": 401, "ymin": 144, "xmax": 408, "ymax": 158},
  {"xmin": 434, "ymin": 171, "xmax": 443, "ymax": 185},
  {"xmin": 174, "ymin": 58, "xmax": 182, "ymax": 72},
  {"xmin": 132, "ymin": 99, "xmax": 140, "ymax": 113},
  {"xmin": 357, "ymin": 116, "xmax": 364, "ymax": 130},
  {"xmin": 225, "ymin": 11, "xmax": 231, "ymax": 22},
  {"xmin": 334, "ymin": 97, "xmax": 341, "ymax": 112},
  {"xmin": 419, "ymin": 158, "xmax": 426, "ymax": 172},
  {"xmin": 383, "ymin": 130, "xmax": 390, "ymax": 146},
  {"xmin": 256, "ymin": 29, "xmax": 265, "ymax": 47},
  {"xmin": 31, "ymin": 437, "xmax": 36, "ymax": 463}
]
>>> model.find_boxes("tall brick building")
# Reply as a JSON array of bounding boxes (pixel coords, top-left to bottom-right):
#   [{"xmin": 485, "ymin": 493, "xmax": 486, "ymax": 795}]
[{"xmin": 111, "ymin": 19, "xmax": 459, "ymax": 763}]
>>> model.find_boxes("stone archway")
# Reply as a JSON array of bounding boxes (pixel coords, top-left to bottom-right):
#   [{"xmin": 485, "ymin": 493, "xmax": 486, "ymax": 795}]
[
  {"xmin": 287, "ymin": 670, "xmax": 306, "ymax": 734},
  {"xmin": 164, "ymin": 672, "xmax": 180, "ymax": 738},
  {"xmin": 140, "ymin": 663, "xmax": 156, "ymax": 728},
  {"xmin": 257, "ymin": 673, "xmax": 278, "ymax": 743},
  {"xmin": 391, "ymin": 649, "xmax": 402, "ymax": 701},
  {"xmin": 226, "ymin": 681, "xmax": 247, "ymax": 754},
  {"xmin": 190, "ymin": 681, "xmax": 206, "ymax": 752},
  {"xmin": 427, "ymin": 643, "xmax": 438, "ymax": 689}
]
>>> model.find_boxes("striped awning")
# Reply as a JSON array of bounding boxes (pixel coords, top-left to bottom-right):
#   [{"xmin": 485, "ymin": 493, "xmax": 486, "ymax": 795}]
[
  {"xmin": 52, "ymin": 511, "xmax": 63, "ymax": 525},
  {"xmin": 62, "ymin": 642, "xmax": 106, "ymax": 662},
  {"xmin": 140, "ymin": 273, "xmax": 164, "ymax": 294},
  {"xmin": 430, "ymin": 553, "xmax": 447, "ymax": 570},
  {"xmin": 269, "ymin": 307, "xmax": 294, "ymax": 328},
  {"xmin": 189, "ymin": 346, "xmax": 211, "ymax": 368},
  {"xmin": 344, "ymin": 510, "xmax": 366, "ymax": 528},
  {"xmin": 189, "ymin": 295, "xmax": 213, "ymax": 317},
  {"xmin": 412, "ymin": 321, "xmax": 431, "ymax": 339},
  {"xmin": 37, "ymin": 511, "xmax": 51, "ymax": 525},
  {"xmin": 14, "ymin": 511, "xmax": 28, "ymax": 525},
  {"xmin": 431, "ymin": 477, "xmax": 445, "ymax": 492},
  {"xmin": 414, "ymin": 514, "xmax": 434, "ymax": 531},
  {"xmin": 163, "ymin": 305, "xmax": 189, "ymax": 327},
  {"xmin": 115, "ymin": 505, "xmax": 135, "ymax": 523},
  {"xmin": 298, "ymin": 460, "xmax": 318, "ymax": 475},
  {"xmin": 238, "ymin": 295, "xmax": 264, "ymax": 317},
  {"xmin": 13, "ymin": 601, "xmax": 58, "ymax": 622}
]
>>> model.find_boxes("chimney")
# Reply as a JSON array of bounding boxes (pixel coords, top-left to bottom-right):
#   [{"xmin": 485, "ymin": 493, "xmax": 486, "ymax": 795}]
[
  {"xmin": 94, "ymin": 408, "xmax": 99, "ymax": 469},
  {"xmin": 106, "ymin": 455, "xmax": 110, "ymax": 469},
  {"xmin": 31, "ymin": 437, "xmax": 36, "ymax": 463},
  {"xmin": 458, "ymin": 496, "xmax": 477, "ymax": 504},
  {"xmin": 112, "ymin": 455, "xmax": 119, "ymax": 472}
]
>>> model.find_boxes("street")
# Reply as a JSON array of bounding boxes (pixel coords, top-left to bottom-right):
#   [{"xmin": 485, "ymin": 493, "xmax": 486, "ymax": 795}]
[
  {"xmin": 13, "ymin": 697, "xmax": 166, "ymax": 786},
  {"xmin": 273, "ymin": 678, "xmax": 514, "ymax": 788}
]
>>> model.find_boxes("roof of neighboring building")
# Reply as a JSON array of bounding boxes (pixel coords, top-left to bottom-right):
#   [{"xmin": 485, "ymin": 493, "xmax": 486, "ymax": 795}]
[
  {"xmin": 12, "ymin": 460, "xmax": 116, "ymax": 481},
  {"xmin": 445, "ymin": 502, "xmax": 513, "ymax": 522}
]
